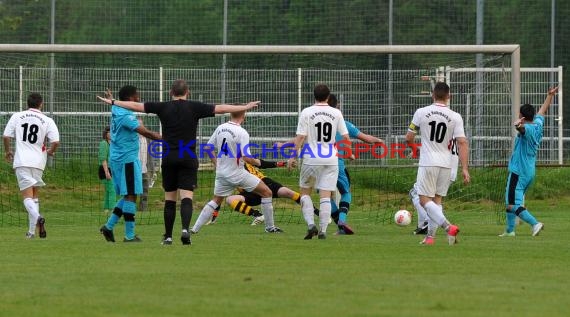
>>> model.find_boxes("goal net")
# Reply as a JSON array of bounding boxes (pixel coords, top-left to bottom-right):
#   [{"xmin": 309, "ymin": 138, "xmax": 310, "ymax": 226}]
[{"xmin": 0, "ymin": 45, "xmax": 562, "ymax": 227}]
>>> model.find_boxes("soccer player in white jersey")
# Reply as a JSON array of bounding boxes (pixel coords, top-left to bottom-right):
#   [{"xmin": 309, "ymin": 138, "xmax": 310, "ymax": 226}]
[
  {"xmin": 288, "ymin": 83, "xmax": 350, "ymax": 240},
  {"xmin": 410, "ymin": 138, "xmax": 458, "ymax": 236},
  {"xmin": 191, "ymin": 110, "xmax": 282, "ymax": 234},
  {"xmin": 405, "ymin": 82, "xmax": 470, "ymax": 245},
  {"xmin": 3, "ymin": 93, "xmax": 60, "ymax": 239}
]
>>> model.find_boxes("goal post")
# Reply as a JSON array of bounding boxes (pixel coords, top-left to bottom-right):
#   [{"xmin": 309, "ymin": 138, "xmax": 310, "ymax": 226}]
[{"xmin": 0, "ymin": 44, "xmax": 531, "ymax": 227}]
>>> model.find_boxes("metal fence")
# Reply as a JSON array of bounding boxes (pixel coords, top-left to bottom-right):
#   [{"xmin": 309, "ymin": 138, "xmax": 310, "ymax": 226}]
[{"xmin": 2, "ymin": 66, "xmax": 564, "ymax": 166}]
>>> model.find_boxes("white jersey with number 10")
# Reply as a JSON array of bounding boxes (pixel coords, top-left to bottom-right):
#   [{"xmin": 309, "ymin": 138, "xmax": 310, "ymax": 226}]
[
  {"xmin": 408, "ymin": 103, "xmax": 465, "ymax": 168},
  {"xmin": 3, "ymin": 109, "xmax": 60, "ymax": 170}
]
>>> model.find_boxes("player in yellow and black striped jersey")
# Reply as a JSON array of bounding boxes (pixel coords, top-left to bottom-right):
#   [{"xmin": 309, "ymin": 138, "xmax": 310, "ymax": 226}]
[{"xmin": 208, "ymin": 159, "xmax": 319, "ymax": 225}]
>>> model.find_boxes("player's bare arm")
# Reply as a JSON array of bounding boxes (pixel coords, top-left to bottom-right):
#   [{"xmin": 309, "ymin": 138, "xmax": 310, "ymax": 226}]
[
  {"xmin": 46, "ymin": 142, "xmax": 60, "ymax": 156},
  {"xmin": 357, "ymin": 132, "xmax": 384, "ymax": 145},
  {"xmin": 405, "ymin": 130, "xmax": 416, "ymax": 146},
  {"xmin": 259, "ymin": 159, "xmax": 288, "ymax": 169},
  {"xmin": 339, "ymin": 133, "xmax": 354, "ymax": 160},
  {"xmin": 97, "ymin": 89, "xmax": 146, "ymax": 112},
  {"xmin": 274, "ymin": 138, "xmax": 295, "ymax": 149},
  {"xmin": 287, "ymin": 134, "xmax": 306, "ymax": 170},
  {"xmin": 537, "ymin": 86, "xmax": 559, "ymax": 116},
  {"xmin": 243, "ymin": 156, "xmax": 261, "ymax": 167},
  {"xmin": 206, "ymin": 150, "xmax": 217, "ymax": 169},
  {"xmin": 98, "ymin": 97, "xmax": 145, "ymax": 112},
  {"xmin": 214, "ymin": 101, "xmax": 260, "ymax": 114},
  {"xmin": 3, "ymin": 136, "xmax": 13, "ymax": 161},
  {"xmin": 135, "ymin": 125, "xmax": 161, "ymax": 141},
  {"xmin": 456, "ymin": 136, "xmax": 470, "ymax": 185}
]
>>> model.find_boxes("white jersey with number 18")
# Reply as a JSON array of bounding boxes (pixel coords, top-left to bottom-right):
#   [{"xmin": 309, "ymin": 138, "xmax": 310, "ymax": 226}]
[
  {"xmin": 3, "ymin": 109, "xmax": 60, "ymax": 170},
  {"xmin": 408, "ymin": 103, "xmax": 465, "ymax": 168}
]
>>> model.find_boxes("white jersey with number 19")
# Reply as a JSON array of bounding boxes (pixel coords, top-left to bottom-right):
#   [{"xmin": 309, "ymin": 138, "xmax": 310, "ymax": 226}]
[
  {"xmin": 296, "ymin": 104, "xmax": 348, "ymax": 165},
  {"xmin": 3, "ymin": 109, "xmax": 60, "ymax": 170},
  {"xmin": 408, "ymin": 103, "xmax": 465, "ymax": 168}
]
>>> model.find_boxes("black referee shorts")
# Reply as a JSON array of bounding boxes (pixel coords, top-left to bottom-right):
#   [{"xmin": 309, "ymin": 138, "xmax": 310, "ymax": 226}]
[{"xmin": 161, "ymin": 157, "xmax": 198, "ymax": 192}]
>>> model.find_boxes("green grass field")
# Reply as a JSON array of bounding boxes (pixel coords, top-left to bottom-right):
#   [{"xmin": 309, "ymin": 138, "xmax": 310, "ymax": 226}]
[{"xmin": 2, "ymin": 197, "xmax": 570, "ymax": 317}]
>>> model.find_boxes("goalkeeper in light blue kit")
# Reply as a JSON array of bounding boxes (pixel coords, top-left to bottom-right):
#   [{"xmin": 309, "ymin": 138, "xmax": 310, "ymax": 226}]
[
  {"xmin": 327, "ymin": 94, "xmax": 384, "ymax": 234},
  {"xmin": 99, "ymin": 85, "xmax": 161, "ymax": 242},
  {"xmin": 500, "ymin": 86, "xmax": 558, "ymax": 237}
]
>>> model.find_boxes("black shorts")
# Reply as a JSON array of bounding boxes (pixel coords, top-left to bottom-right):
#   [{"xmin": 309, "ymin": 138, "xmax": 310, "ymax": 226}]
[
  {"xmin": 240, "ymin": 177, "xmax": 283, "ymax": 206},
  {"xmin": 161, "ymin": 157, "xmax": 198, "ymax": 192}
]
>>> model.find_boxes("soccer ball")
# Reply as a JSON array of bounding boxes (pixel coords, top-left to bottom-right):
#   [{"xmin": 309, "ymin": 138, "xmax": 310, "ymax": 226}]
[{"xmin": 394, "ymin": 209, "xmax": 412, "ymax": 226}]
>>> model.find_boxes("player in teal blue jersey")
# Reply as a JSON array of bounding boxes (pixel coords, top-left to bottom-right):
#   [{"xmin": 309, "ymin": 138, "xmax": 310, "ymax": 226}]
[
  {"xmin": 327, "ymin": 94, "xmax": 384, "ymax": 234},
  {"xmin": 500, "ymin": 86, "xmax": 558, "ymax": 237},
  {"xmin": 100, "ymin": 86, "xmax": 161, "ymax": 242}
]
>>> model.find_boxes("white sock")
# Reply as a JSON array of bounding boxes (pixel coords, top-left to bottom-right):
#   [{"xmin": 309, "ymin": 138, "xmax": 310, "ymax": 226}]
[
  {"xmin": 34, "ymin": 198, "xmax": 42, "ymax": 219},
  {"xmin": 192, "ymin": 201, "xmax": 218, "ymax": 233},
  {"xmin": 300, "ymin": 195, "xmax": 315, "ymax": 227},
  {"xmin": 427, "ymin": 219, "xmax": 438, "ymax": 237},
  {"xmin": 424, "ymin": 201, "xmax": 450, "ymax": 229},
  {"xmin": 412, "ymin": 196, "xmax": 428, "ymax": 226},
  {"xmin": 24, "ymin": 198, "xmax": 40, "ymax": 234},
  {"xmin": 261, "ymin": 197, "xmax": 275, "ymax": 229},
  {"xmin": 319, "ymin": 198, "xmax": 331, "ymax": 233}
]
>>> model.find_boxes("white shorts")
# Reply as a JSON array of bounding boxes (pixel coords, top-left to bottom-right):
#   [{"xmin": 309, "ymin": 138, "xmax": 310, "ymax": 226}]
[
  {"xmin": 214, "ymin": 170, "xmax": 261, "ymax": 197},
  {"xmin": 416, "ymin": 166, "xmax": 451, "ymax": 197},
  {"xmin": 299, "ymin": 164, "xmax": 338, "ymax": 191},
  {"xmin": 15, "ymin": 167, "xmax": 46, "ymax": 191}
]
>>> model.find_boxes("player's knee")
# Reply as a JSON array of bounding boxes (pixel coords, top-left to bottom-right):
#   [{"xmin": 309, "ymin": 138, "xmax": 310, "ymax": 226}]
[
  {"xmin": 514, "ymin": 206, "xmax": 526, "ymax": 216},
  {"xmin": 259, "ymin": 188, "xmax": 272, "ymax": 198},
  {"xmin": 123, "ymin": 213, "xmax": 135, "ymax": 222},
  {"xmin": 212, "ymin": 196, "xmax": 224, "ymax": 205}
]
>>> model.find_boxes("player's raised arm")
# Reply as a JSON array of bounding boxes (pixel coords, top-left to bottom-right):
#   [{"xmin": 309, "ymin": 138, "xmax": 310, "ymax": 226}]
[
  {"xmin": 214, "ymin": 101, "xmax": 260, "ymax": 114},
  {"xmin": 98, "ymin": 97, "xmax": 145, "ymax": 112},
  {"xmin": 97, "ymin": 89, "xmax": 145, "ymax": 112},
  {"xmin": 537, "ymin": 86, "xmax": 559, "ymax": 116}
]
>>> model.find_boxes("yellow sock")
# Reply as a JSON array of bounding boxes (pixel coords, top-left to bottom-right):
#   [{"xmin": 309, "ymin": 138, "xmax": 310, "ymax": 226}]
[
  {"xmin": 230, "ymin": 200, "xmax": 253, "ymax": 215},
  {"xmin": 291, "ymin": 192, "xmax": 301, "ymax": 204}
]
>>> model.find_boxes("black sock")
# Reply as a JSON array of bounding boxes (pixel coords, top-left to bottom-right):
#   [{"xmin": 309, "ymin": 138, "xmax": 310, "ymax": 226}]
[
  {"xmin": 164, "ymin": 200, "xmax": 176, "ymax": 238},
  {"xmin": 180, "ymin": 198, "xmax": 193, "ymax": 231},
  {"xmin": 250, "ymin": 209, "xmax": 263, "ymax": 217},
  {"xmin": 112, "ymin": 207, "xmax": 123, "ymax": 218},
  {"xmin": 331, "ymin": 211, "xmax": 339, "ymax": 224},
  {"xmin": 313, "ymin": 207, "xmax": 320, "ymax": 216},
  {"xmin": 338, "ymin": 202, "xmax": 350, "ymax": 228}
]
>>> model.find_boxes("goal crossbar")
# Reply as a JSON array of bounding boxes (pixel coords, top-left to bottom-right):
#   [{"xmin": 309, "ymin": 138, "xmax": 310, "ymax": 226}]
[{"xmin": 0, "ymin": 44, "xmax": 519, "ymax": 54}]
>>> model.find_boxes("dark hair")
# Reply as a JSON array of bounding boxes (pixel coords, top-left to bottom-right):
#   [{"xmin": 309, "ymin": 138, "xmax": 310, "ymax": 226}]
[
  {"xmin": 102, "ymin": 126, "xmax": 110, "ymax": 140},
  {"xmin": 327, "ymin": 93, "xmax": 338, "ymax": 108},
  {"xmin": 314, "ymin": 83, "xmax": 330, "ymax": 102},
  {"xmin": 27, "ymin": 93, "xmax": 43, "ymax": 109},
  {"xmin": 433, "ymin": 82, "xmax": 450, "ymax": 101},
  {"xmin": 171, "ymin": 79, "xmax": 189, "ymax": 97},
  {"xmin": 520, "ymin": 103, "xmax": 535, "ymax": 121},
  {"xmin": 118, "ymin": 85, "xmax": 138, "ymax": 101}
]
